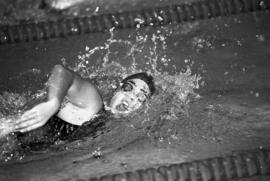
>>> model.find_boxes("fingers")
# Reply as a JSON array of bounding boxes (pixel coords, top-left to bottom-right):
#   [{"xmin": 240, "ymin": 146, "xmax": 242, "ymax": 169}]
[
  {"xmin": 16, "ymin": 112, "xmax": 38, "ymax": 125},
  {"xmin": 15, "ymin": 109, "xmax": 41, "ymax": 132},
  {"xmin": 18, "ymin": 122, "xmax": 45, "ymax": 133},
  {"xmin": 16, "ymin": 110, "xmax": 37, "ymax": 124},
  {"xmin": 15, "ymin": 118, "xmax": 38, "ymax": 130},
  {"xmin": 21, "ymin": 109, "xmax": 39, "ymax": 121}
]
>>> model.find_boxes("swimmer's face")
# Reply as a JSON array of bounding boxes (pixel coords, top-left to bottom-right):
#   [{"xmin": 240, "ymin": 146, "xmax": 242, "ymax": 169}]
[{"xmin": 109, "ymin": 78, "xmax": 151, "ymax": 114}]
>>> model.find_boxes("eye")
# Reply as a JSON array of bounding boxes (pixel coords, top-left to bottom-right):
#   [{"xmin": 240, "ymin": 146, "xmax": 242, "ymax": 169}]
[
  {"xmin": 137, "ymin": 92, "xmax": 146, "ymax": 103},
  {"xmin": 122, "ymin": 83, "xmax": 133, "ymax": 92}
]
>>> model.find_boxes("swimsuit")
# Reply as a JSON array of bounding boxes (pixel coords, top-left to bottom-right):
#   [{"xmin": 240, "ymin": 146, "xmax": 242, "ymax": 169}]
[{"xmin": 16, "ymin": 108, "xmax": 108, "ymax": 148}]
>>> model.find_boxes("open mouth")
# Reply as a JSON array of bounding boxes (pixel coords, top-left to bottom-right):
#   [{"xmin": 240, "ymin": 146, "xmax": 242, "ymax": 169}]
[{"xmin": 115, "ymin": 101, "xmax": 129, "ymax": 112}]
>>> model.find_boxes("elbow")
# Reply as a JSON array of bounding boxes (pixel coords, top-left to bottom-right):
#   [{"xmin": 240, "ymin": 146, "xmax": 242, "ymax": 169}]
[
  {"xmin": 53, "ymin": 64, "xmax": 73, "ymax": 78},
  {"xmin": 53, "ymin": 64, "xmax": 66, "ymax": 73}
]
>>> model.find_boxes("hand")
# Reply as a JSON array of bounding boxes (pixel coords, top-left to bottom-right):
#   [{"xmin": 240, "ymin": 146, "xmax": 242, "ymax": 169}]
[{"xmin": 15, "ymin": 99, "xmax": 59, "ymax": 133}]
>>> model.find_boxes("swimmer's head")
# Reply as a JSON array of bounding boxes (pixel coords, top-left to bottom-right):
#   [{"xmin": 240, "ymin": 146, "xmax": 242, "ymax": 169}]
[{"xmin": 109, "ymin": 72, "xmax": 155, "ymax": 114}]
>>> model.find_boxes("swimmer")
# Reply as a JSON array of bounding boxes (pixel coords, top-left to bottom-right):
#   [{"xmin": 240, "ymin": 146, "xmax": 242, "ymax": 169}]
[{"xmin": 14, "ymin": 64, "xmax": 155, "ymax": 133}]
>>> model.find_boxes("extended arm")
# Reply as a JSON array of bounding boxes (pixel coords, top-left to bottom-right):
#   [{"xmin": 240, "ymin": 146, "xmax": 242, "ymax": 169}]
[{"xmin": 15, "ymin": 64, "xmax": 103, "ymax": 132}]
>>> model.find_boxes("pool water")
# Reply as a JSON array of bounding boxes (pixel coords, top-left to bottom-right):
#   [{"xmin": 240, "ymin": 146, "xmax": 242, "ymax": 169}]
[{"xmin": 0, "ymin": 7, "xmax": 270, "ymax": 181}]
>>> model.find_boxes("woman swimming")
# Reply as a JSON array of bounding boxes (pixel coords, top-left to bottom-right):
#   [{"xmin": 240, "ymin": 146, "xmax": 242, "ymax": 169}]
[{"xmin": 15, "ymin": 64, "xmax": 155, "ymax": 135}]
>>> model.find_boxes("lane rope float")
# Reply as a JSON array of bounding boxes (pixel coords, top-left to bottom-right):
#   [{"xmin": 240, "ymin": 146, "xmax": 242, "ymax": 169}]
[
  {"xmin": 87, "ymin": 149, "xmax": 270, "ymax": 181},
  {"xmin": 0, "ymin": 0, "xmax": 269, "ymax": 44}
]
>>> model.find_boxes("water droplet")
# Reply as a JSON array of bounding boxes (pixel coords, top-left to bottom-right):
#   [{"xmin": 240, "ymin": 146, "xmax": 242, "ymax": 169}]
[
  {"xmin": 71, "ymin": 27, "xmax": 78, "ymax": 32},
  {"xmin": 95, "ymin": 7, "xmax": 100, "ymax": 13},
  {"xmin": 256, "ymin": 34, "xmax": 265, "ymax": 42},
  {"xmin": 259, "ymin": 1, "xmax": 267, "ymax": 9}
]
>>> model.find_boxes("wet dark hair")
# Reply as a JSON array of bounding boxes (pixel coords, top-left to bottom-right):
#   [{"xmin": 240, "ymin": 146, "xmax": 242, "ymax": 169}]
[{"xmin": 121, "ymin": 72, "xmax": 155, "ymax": 96}]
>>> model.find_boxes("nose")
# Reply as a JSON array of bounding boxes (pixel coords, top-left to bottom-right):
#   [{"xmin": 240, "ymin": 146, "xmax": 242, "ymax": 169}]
[{"xmin": 110, "ymin": 92, "xmax": 126, "ymax": 107}]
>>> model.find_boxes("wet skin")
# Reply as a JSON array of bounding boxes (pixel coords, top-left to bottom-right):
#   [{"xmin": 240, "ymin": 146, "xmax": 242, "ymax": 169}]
[
  {"xmin": 109, "ymin": 78, "xmax": 151, "ymax": 114},
  {"xmin": 14, "ymin": 65, "xmax": 151, "ymax": 133}
]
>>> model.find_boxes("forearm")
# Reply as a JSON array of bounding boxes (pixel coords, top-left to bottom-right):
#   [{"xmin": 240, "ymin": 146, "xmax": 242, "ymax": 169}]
[
  {"xmin": 15, "ymin": 64, "xmax": 103, "ymax": 132},
  {"xmin": 14, "ymin": 65, "xmax": 78, "ymax": 133},
  {"xmin": 46, "ymin": 65, "xmax": 74, "ymax": 105}
]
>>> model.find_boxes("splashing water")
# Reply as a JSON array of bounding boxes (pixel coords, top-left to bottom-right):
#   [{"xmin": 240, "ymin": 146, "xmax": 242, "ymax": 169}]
[
  {"xmin": 0, "ymin": 92, "xmax": 27, "ymax": 161},
  {"xmin": 62, "ymin": 25, "xmax": 203, "ymax": 149},
  {"xmin": 0, "ymin": 92, "xmax": 29, "ymax": 139},
  {"xmin": 0, "ymin": 117, "xmax": 15, "ymax": 138},
  {"xmin": 0, "ymin": 22, "xmax": 202, "ymax": 161},
  {"xmin": 68, "ymin": 26, "xmax": 202, "ymax": 100},
  {"xmin": 0, "ymin": 75, "xmax": 48, "ymax": 161}
]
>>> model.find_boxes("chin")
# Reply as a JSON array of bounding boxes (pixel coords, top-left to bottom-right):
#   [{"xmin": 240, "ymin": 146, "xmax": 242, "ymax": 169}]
[
  {"xmin": 111, "ymin": 110, "xmax": 130, "ymax": 119},
  {"xmin": 110, "ymin": 108, "xmax": 130, "ymax": 115}
]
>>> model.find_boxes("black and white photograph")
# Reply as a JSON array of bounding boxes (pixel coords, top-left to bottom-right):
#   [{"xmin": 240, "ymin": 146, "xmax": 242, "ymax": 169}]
[{"xmin": 0, "ymin": 0, "xmax": 270, "ymax": 181}]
